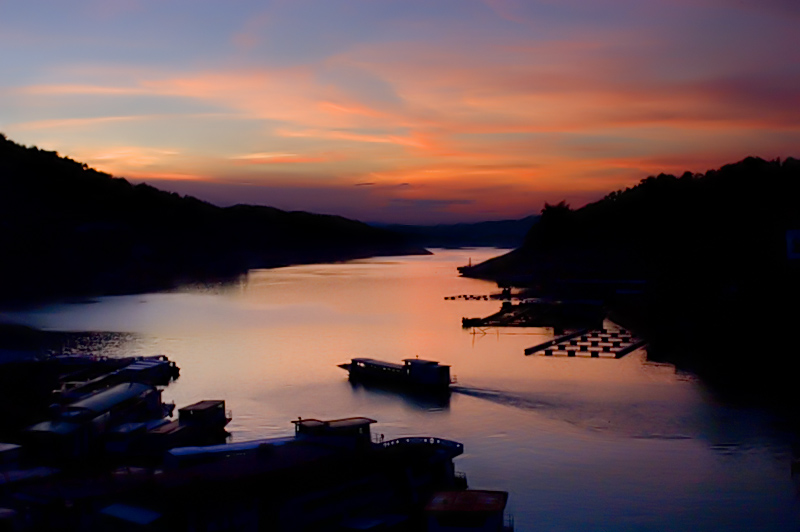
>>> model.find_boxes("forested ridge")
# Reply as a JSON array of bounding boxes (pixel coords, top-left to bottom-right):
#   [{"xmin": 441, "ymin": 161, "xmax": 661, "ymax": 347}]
[
  {"xmin": 462, "ymin": 157, "xmax": 800, "ymax": 405},
  {"xmin": 0, "ymin": 134, "xmax": 427, "ymax": 302}
]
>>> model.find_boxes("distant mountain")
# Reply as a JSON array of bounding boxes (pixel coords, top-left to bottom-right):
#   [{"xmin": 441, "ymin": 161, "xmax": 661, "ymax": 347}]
[
  {"xmin": 0, "ymin": 134, "xmax": 427, "ymax": 303},
  {"xmin": 378, "ymin": 216, "xmax": 539, "ymax": 249}
]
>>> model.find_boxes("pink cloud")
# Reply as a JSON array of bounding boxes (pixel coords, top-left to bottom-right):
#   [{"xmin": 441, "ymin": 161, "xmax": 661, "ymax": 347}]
[
  {"xmin": 17, "ymin": 84, "xmax": 150, "ymax": 96},
  {"xmin": 9, "ymin": 115, "xmax": 146, "ymax": 131}
]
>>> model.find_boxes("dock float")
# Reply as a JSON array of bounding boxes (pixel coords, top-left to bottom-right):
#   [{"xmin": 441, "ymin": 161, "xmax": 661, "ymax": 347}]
[
  {"xmin": 524, "ymin": 328, "xmax": 646, "ymax": 358},
  {"xmin": 523, "ymin": 329, "xmax": 590, "ymax": 355}
]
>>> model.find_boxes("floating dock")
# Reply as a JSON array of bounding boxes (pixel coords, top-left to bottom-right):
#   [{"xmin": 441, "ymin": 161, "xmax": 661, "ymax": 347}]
[{"xmin": 524, "ymin": 327, "xmax": 646, "ymax": 358}]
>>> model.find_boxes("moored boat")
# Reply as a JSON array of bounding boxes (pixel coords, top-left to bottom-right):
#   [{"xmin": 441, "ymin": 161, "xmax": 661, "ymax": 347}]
[{"xmin": 338, "ymin": 357, "xmax": 454, "ymax": 391}]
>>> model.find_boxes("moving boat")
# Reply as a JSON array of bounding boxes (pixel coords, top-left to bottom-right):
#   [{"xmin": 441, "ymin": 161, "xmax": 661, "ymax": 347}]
[{"xmin": 338, "ymin": 357, "xmax": 454, "ymax": 391}]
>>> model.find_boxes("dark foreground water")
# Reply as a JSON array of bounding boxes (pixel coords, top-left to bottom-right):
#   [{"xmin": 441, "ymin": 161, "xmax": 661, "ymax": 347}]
[{"xmin": 2, "ymin": 249, "xmax": 798, "ymax": 531}]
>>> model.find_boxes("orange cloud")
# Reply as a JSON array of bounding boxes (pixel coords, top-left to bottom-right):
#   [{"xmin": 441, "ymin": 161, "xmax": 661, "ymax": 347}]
[
  {"xmin": 231, "ymin": 152, "xmax": 343, "ymax": 165},
  {"xmin": 78, "ymin": 146, "xmax": 181, "ymax": 169},
  {"xmin": 276, "ymin": 128, "xmax": 427, "ymax": 149},
  {"xmin": 127, "ymin": 171, "xmax": 211, "ymax": 182},
  {"xmin": 7, "ymin": 23, "xmax": 798, "ymax": 222}
]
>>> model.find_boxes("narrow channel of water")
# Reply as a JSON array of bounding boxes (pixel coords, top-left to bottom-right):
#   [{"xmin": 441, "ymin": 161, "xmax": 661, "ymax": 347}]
[{"xmin": 2, "ymin": 249, "xmax": 798, "ymax": 531}]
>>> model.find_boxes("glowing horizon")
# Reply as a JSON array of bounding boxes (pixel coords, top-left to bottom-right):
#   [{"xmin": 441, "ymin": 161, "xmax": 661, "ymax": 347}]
[{"xmin": 2, "ymin": 0, "xmax": 798, "ymax": 223}]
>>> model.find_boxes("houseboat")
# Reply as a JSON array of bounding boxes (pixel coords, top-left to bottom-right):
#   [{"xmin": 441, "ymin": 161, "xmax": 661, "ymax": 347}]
[
  {"xmin": 104, "ymin": 399, "xmax": 232, "ymax": 457},
  {"xmin": 95, "ymin": 417, "xmax": 465, "ymax": 531},
  {"xmin": 338, "ymin": 357, "xmax": 454, "ymax": 391},
  {"xmin": 141, "ymin": 399, "xmax": 232, "ymax": 452}
]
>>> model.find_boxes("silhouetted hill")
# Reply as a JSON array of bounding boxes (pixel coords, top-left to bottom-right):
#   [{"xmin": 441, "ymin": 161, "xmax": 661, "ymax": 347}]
[
  {"xmin": 463, "ymin": 157, "xmax": 800, "ymax": 283},
  {"xmin": 0, "ymin": 134, "xmax": 428, "ymax": 303},
  {"xmin": 461, "ymin": 157, "xmax": 800, "ymax": 406},
  {"xmin": 378, "ymin": 216, "xmax": 539, "ymax": 248}
]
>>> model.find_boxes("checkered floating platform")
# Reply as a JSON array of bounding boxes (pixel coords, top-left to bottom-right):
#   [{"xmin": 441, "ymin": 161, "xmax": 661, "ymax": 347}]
[{"xmin": 524, "ymin": 328, "xmax": 646, "ymax": 358}]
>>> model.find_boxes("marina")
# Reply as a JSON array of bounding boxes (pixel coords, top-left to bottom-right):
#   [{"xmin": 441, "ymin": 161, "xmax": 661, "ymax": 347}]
[
  {"xmin": 0, "ymin": 351, "xmax": 504, "ymax": 531},
  {"xmin": 4, "ymin": 414, "xmax": 483, "ymax": 531}
]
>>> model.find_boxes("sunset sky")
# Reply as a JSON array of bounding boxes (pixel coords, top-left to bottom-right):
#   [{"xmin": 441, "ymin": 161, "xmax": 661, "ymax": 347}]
[{"xmin": 1, "ymin": 0, "xmax": 798, "ymax": 223}]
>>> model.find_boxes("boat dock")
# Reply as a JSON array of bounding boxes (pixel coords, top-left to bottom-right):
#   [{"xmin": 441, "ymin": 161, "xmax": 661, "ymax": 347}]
[
  {"xmin": 462, "ymin": 300, "xmax": 604, "ymax": 330},
  {"xmin": 524, "ymin": 328, "xmax": 646, "ymax": 358}
]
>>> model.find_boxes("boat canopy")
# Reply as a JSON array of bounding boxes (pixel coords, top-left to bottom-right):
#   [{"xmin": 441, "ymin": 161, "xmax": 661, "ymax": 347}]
[{"xmin": 293, "ymin": 417, "xmax": 377, "ymax": 437}]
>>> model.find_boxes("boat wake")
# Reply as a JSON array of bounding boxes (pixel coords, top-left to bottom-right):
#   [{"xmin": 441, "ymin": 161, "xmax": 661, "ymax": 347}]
[
  {"xmin": 450, "ymin": 385, "xmax": 557, "ymax": 411},
  {"xmin": 451, "ymin": 385, "xmax": 701, "ymax": 440}
]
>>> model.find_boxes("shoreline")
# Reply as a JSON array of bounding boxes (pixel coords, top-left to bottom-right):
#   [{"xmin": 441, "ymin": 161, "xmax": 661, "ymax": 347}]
[{"xmin": 0, "ymin": 247, "xmax": 432, "ymax": 310}]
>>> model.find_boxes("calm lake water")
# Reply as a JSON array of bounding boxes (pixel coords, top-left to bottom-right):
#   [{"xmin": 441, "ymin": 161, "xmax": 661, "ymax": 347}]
[{"xmin": 2, "ymin": 249, "xmax": 799, "ymax": 531}]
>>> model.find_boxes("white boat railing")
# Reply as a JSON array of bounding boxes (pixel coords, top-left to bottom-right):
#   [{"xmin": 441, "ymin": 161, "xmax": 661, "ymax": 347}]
[{"xmin": 377, "ymin": 436, "xmax": 464, "ymax": 453}]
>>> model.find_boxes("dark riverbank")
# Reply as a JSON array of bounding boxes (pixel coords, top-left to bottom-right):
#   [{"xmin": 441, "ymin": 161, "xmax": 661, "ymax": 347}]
[
  {"xmin": 460, "ymin": 157, "xmax": 800, "ymax": 410},
  {"xmin": 0, "ymin": 134, "xmax": 428, "ymax": 305}
]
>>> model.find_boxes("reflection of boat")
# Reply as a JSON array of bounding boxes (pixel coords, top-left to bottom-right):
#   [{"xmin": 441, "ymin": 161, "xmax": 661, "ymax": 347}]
[
  {"xmin": 426, "ymin": 490, "xmax": 514, "ymax": 531},
  {"xmin": 338, "ymin": 358, "xmax": 454, "ymax": 391},
  {"xmin": 348, "ymin": 380, "xmax": 451, "ymax": 411}
]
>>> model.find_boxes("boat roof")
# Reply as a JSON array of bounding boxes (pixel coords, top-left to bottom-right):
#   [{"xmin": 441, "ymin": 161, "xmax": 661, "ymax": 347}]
[
  {"xmin": 425, "ymin": 490, "xmax": 509, "ymax": 513},
  {"xmin": 0, "ymin": 443, "xmax": 21, "ymax": 454},
  {"xmin": 112, "ymin": 419, "xmax": 168, "ymax": 434},
  {"xmin": 402, "ymin": 358, "xmax": 447, "ymax": 367},
  {"xmin": 147, "ymin": 420, "xmax": 186, "ymax": 435},
  {"xmin": 26, "ymin": 420, "xmax": 81, "ymax": 435},
  {"xmin": 179, "ymin": 400, "xmax": 225, "ymax": 412},
  {"xmin": 167, "ymin": 436, "xmax": 295, "ymax": 458},
  {"xmin": 351, "ymin": 357, "xmax": 450, "ymax": 368},
  {"xmin": 67, "ymin": 382, "xmax": 154, "ymax": 415},
  {"xmin": 124, "ymin": 358, "xmax": 168, "ymax": 368},
  {"xmin": 109, "ymin": 422, "xmax": 148, "ymax": 435},
  {"xmin": 99, "ymin": 503, "xmax": 162, "ymax": 525},
  {"xmin": 292, "ymin": 417, "xmax": 377, "ymax": 430},
  {"xmin": 351, "ymin": 358, "xmax": 403, "ymax": 370}
]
